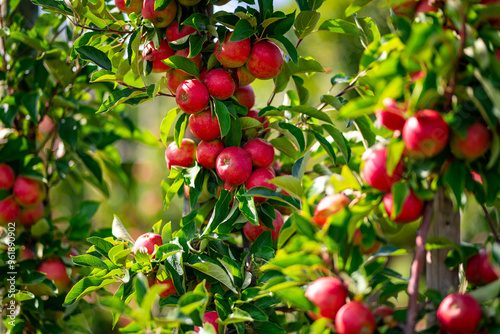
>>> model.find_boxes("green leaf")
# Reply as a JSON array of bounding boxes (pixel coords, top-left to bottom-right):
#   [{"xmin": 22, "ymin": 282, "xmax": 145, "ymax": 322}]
[
  {"xmin": 187, "ymin": 255, "xmax": 238, "ymax": 293},
  {"xmin": 354, "ymin": 116, "xmax": 376, "ymax": 147},
  {"xmin": 76, "ymin": 46, "xmax": 112, "ymax": 71},
  {"xmin": 344, "ymin": 0, "xmax": 375, "ymax": 17},
  {"xmin": 164, "ymin": 55, "xmax": 200, "ymax": 77},
  {"xmin": 390, "ymin": 182, "xmax": 409, "ymax": 218},
  {"xmin": 270, "ymin": 137, "xmax": 298, "ymax": 158},
  {"xmin": 160, "ymin": 108, "xmax": 179, "ymax": 147},
  {"xmin": 188, "ymin": 34, "xmax": 207, "ymax": 58},
  {"xmin": 64, "ymin": 277, "xmax": 116, "ymax": 306},
  {"xmin": 174, "ymin": 113, "xmax": 189, "ymax": 148},
  {"xmin": 87, "ymin": 236, "xmax": 114, "ymax": 259},
  {"xmin": 443, "ymin": 161, "xmax": 466, "ymax": 206},
  {"xmin": 318, "ymin": 18, "xmax": 362, "ymax": 35},
  {"xmin": 229, "ymin": 19, "xmax": 256, "ymax": 42},
  {"xmin": 58, "ymin": 117, "xmax": 79, "ymax": 150},
  {"xmin": 269, "ymin": 35, "xmax": 298, "ymax": 64},
  {"xmin": 77, "ymin": 149, "xmax": 103, "ymax": 183},
  {"xmin": 112, "ymin": 215, "xmax": 135, "ymax": 244},
  {"xmin": 323, "ymin": 124, "xmax": 350, "ymax": 163},
  {"xmin": 238, "ymin": 191, "xmax": 259, "ymax": 226},
  {"xmin": 97, "ymin": 89, "xmax": 147, "ymax": 113},
  {"xmin": 72, "ymin": 254, "xmax": 107, "ymax": 268},
  {"xmin": 213, "ymin": 100, "xmax": 231, "ymax": 138},
  {"xmin": 287, "ymin": 56, "xmax": 324, "ymax": 74},
  {"xmin": 278, "ymin": 122, "xmax": 305, "ymax": 152},
  {"xmin": 21, "ymin": 91, "xmax": 41, "ymax": 124},
  {"xmin": 183, "ymin": 13, "xmax": 210, "ymax": 31},
  {"xmin": 269, "ymin": 175, "xmax": 304, "ymax": 199},
  {"xmin": 312, "ymin": 131, "xmax": 336, "ymax": 165},
  {"xmin": 291, "ymin": 105, "xmax": 332, "ymax": 124},
  {"xmin": 292, "ymin": 151, "xmax": 310, "ymax": 182},
  {"xmin": 294, "ymin": 10, "xmax": 320, "ymax": 40},
  {"xmin": 154, "ymin": 0, "xmax": 171, "ymax": 11},
  {"xmin": 244, "ymin": 187, "xmax": 301, "ymax": 209}
]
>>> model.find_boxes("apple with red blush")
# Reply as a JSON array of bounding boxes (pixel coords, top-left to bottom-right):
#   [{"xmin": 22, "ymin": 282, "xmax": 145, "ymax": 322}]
[
  {"xmin": 243, "ymin": 209, "xmax": 283, "ymax": 242},
  {"xmin": 0, "ymin": 163, "xmax": 15, "ymax": 190},
  {"xmin": 214, "ymin": 33, "xmax": 251, "ymax": 68},
  {"xmin": 188, "ymin": 109, "xmax": 221, "ymax": 142},
  {"xmin": 142, "ymin": 40, "xmax": 174, "ymax": 72},
  {"xmin": 37, "ymin": 258, "xmax": 71, "ymax": 291},
  {"xmin": 19, "ymin": 202, "xmax": 44, "ymax": 226},
  {"xmin": 165, "ymin": 20, "xmax": 197, "ymax": 42},
  {"xmin": 246, "ymin": 40, "xmax": 284, "ymax": 80},
  {"xmin": 383, "ymin": 189, "xmax": 424, "ymax": 223},
  {"xmin": 437, "ymin": 293, "xmax": 481, "ymax": 334},
  {"xmin": 402, "ymin": 109, "xmax": 449, "ymax": 158},
  {"xmin": 215, "ymin": 147, "xmax": 253, "ymax": 186},
  {"xmin": 243, "ymin": 138, "xmax": 275, "ymax": 168},
  {"xmin": 245, "ymin": 168, "xmax": 276, "ymax": 202},
  {"xmin": 197, "ymin": 139, "xmax": 225, "ymax": 169},
  {"xmin": 165, "ymin": 139, "xmax": 197, "ymax": 169},
  {"xmin": 203, "ymin": 68, "xmax": 236, "ymax": 100},
  {"xmin": 176, "ymin": 79, "xmax": 210, "ymax": 114},
  {"xmin": 450, "ymin": 121, "xmax": 491, "ymax": 161},
  {"xmin": 132, "ymin": 232, "xmax": 163, "ymax": 255},
  {"xmin": 335, "ymin": 301, "xmax": 376, "ymax": 334},
  {"xmin": 234, "ymin": 85, "xmax": 255, "ymax": 111},
  {"xmin": 305, "ymin": 277, "xmax": 347, "ymax": 320},
  {"xmin": 142, "ymin": 0, "xmax": 177, "ymax": 28},
  {"xmin": 312, "ymin": 194, "xmax": 350, "ymax": 227},
  {"xmin": 361, "ymin": 148, "xmax": 405, "ymax": 192},
  {"xmin": 0, "ymin": 197, "xmax": 19, "ymax": 224},
  {"xmin": 115, "ymin": 0, "xmax": 142, "ymax": 14},
  {"xmin": 194, "ymin": 311, "xmax": 220, "ymax": 334}
]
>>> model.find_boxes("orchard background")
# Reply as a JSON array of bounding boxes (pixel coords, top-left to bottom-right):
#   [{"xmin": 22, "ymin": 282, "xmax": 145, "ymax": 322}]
[{"xmin": 2, "ymin": 0, "xmax": 500, "ymax": 333}]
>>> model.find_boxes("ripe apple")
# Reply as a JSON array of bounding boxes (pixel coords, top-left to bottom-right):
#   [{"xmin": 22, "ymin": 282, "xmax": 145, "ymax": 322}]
[
  {"xmin": 215, "ymin": 147, "xmax": 253, "ymax": 186},
  {"xmin": 19, "ymin": 245, "xmax": 35, "ymax": 260},
  {"xmin": 236, "ymin": 66, "xmax": 256, "ymax": 86},
  {"xmin": 0, "ymin": 197, "xmax": 20, "ymax": 224},
  {"xmin": 437, "ymin": 293, "xmax": 481, "ymax": 334},
  {"xmin": 450, "ymin": 121, "xmax": 491, "ymax": 161},
  {"xmin": 19, "ymin": 202, "xmax": 44, "ymax": 226},
  {"xmin": 188, "ymin": 109, "xmax": 221, "ymax": 141},
  {"xmin": 132, "ymin": 232, "xmax": 163, "ymax": 255},
  {"xmin": 0, "ymin": 163, "xmax": 15, "ymax": 190},
  {"xmin": 335, "ymin": 301, "xmax": 376, "ymax": 334},
  {"xmin": 203, "ymin": 68, "xmax": 236, "ymax": 100},
  {"xmin": 466, "ymin": 250, "xmax": 499, "ymax": 285},
  {"xmin": 217, "ymin": 182, "xmax": 236, "ymax": 206},
  {"xmin": 402, "ymin": 109, "xmax": 449, "ymax": 158},
  {"xmin": 165, "ymin": 20, "xmax": 197, "ymax": 42},
  {"xmin": 165, "ymin": 139, "xmax": 197, "ymax": 169},
  {"xmin": 383, "ymin": 190, "xmax": 423, "ymax": 223},
  {"xmin": 142, "ymin": 40, "xmax": 175, "ymax": 72},
  {"xmin": 353, "ymin": 228, "xmax": 382, "ymax": 255},
  {"xmin": 372, "ymin": 305, "xmax": 397, "ymax": 329},
  {"xmin": 197, "ymin": 139, "xmax": 225, "ymax": 169},
  {"xmin": 243, "ymin": 209, "xmax": 283, "ymax": 242},
  {"xmin": 115, "ymin": 0, "xmax": 142, "ymax": 14},
  {"xmin": 174, "ymin": 48, "xmax": 203, "ymax": 76},
  {"xmin": 246, "ymin": 109, "xmax": 269, "ymax": 129},
  {"xmin": 312, "ymin": 194, "xmax": 350, "ymax": 227},
  {"xmin": 304, "ymin": 277, "xmax": 347, "ymax": 320},
  {"xmin": 391, "ymin": 0, "xmax": 418, "ymax": 17},
  {"xmin": 13, "ymin": 176, "xmax": 46, "ymax": 207},
  {"xmin": 37, "ymin": 258, "xmax": 71, "ymax": 291},
  {"xmin": 245, "ymin": 168, "xmax": 276, "ymax": 202},
  {"xmin": 415, "ymin": 0, "xmax": 438, "ymax": 13},
  {"xmin": 175, "ymin": 79, "xmax": 210, "ymax": 114},
  {"xmin": 184, "ymin": 175, "xmax": 214, "ymax": 203},
  {"xmin": 214, "ymin": 32, "xmax": 251, "ymax": 68},
  {"xmin": 155, "ymin": 277, "xmax": 177, "ymax": 299},
  {"xmin": 361, "ymin": 148, "xmax": 405, "ymax": 192},
  {"xmin": 243, "ymin": 138, "xmax": 275, "ymax": 168},
  {"xmin": 375, "ymin": 98, "xmax": 406, "ymax": 131},
  {"xmin": 234, "ymin": 85, "xmax": 255, "ymax": 111},
  {"xmin": 166, "ymin": 70, "xmax": 191, "ymax": 94},
  {"xmin": 246, "ymin": 40, "xmax": 284, "ymax": 80},
  {"xmin": 194, "ymin": 311, "xmax": 220, "ymax": 334},
  {"xmin": 142, "ymin": 0, "xmax": 177, "ymax": 28}
]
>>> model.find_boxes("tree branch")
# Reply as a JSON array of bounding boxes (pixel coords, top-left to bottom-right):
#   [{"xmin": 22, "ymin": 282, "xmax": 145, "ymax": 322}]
[{"xmin": 481, "ymin": 204, "xmax": 500, "ymax": 244}]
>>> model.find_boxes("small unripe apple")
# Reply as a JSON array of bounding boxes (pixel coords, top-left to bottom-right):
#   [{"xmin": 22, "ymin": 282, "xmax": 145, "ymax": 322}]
[
  {"xmin": 450, "ymin": 121, "xmax": 491, "ymax": 161},
  {"xmin": 194, "ymin": 311, "xmax": 220, "ymax": 334},
  {"xmin": 245, "ymin": 168, "xmax": 276, "ymax": 202},
  {"xmin": 383, "ymin": 190, "xmax": 423, "ymax": 223},
  {"xmin": 215, "ymin": 147, "xmax": 253, "ymax": 186},
  {"xmin": 312, "ymin": 194, "xmax": 350, "ymax": 226},
  {"xmin": 375, "ymin": 98, "xmax": 406, "ymax": 131},
  {"xmin": 197, "ymin": 139, "xmax": 225, "ymax": 169},
  {"xmin": 142, "ymin": 0, "xmax": 177, "ymax": 28},
  {"xmin": 0, "ymin": 163, "xmax": 15, "ymax": 190},
  {"xmin": 335, "ymin": 301, "xmax": 376, "ymax": 334},
  {"xmin": 203, "ymin": 68, "xmax": 236, "ymax": 100},
  {"xmin": 246, "ymin": 40, "xmax": 284, "ymax": 80},
  {"xmin": 115, "ymin": 0, "xmax": 142, "ymax": 14},
  {"xmin": 38, "ymin": 258, "xmax": 71, "ymax": 291},
  {"xmin": 305, "ymin": 277, "xmax": 347, "ymax": 320},
  {"xmin": 243, "ymin": 138, "xmax": 275, "ymax": 168},
  {"xmin": 437, "ymin": 293, "xmax": 481, "ymax": 334},
  {"xmin": 174, "ymin": 48, "xmax": 203, "ymax": 76},
  {"xmin": 188, "ymin": 109, "xmax": 221, "ymax": 142},
  {"xmin": 175, "ymin": 79, "xmax": 210, "ymax": 114},
  {"xmin": 243, "ymin": 209, "xmax": 283, "ymax": 242},
  {"xmin": 132, "ymin": 232, "xmax": 163, "ymax": 255},
  {"xmin": 402, "ymin": 109, "xmax": 449, "ymax": 158},
  {"xmin": 166, "ymin": 70, "xmax": 192, "ymax": 94},
  {"xmin": 142, "ymin": 40, "xmax": 175, "ymax": 72},
  {"xmin": 156, "ymin": 277, "xmax": 177, "ymax": 299},
  {"xmin": 165, "ymin": 139, "xmax": 197, "ymax": 169},
  {"xmin": 166, "ymin": 20, "xmax": 197, "ymax": 42},
  {"xmin": 0, "ymin": 197, "xmax": 19, "ymax": 224},
  {"xmin": 234, "ymin": 85, "xmax": 255, "ymax": 111},
  {"xmin": 19, "ymin": 202, "xmax": 44, "ymax": 226},
  {"xmin": 13, "ymin": 176, "xmax": 46, "ymax": 207},
  {"xmin": 214, "ymin": 33, "xmax": 252, "ymax": 68},
  {"xmin": 361, "ymin": 148, "xmax": 405, "ymax": 192}
]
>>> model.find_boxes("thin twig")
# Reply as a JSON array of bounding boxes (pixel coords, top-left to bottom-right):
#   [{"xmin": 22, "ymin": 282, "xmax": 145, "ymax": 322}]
[
  {"xmin": 481, "ymin": 204, "xmax": 500, "ymax": 244},
  {"xmin": 72, "ymin": 21, "xmax": 134, "ymax": 35},
  {"xmin": 405, "ymin": 201, "xmax": 434, "ymax": 334},
  {"xmin": 117, "ymin": 81, "xmax": 175, "ymax": 97}
]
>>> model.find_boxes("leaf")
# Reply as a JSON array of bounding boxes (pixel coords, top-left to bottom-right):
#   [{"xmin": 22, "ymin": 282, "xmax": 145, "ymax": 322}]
[
  {"xmin": 187, "ymin": 255, "xmax": 238, "ymax": 294},
  {"xmin": 164, "ymin": 55, "xmax": 200, "ymax": 77},
  {"xmin": 213, "ymin": 100, "xmax": 231, "ymax": 138},
  {"xmin": 21, "ymin": 91, "xmax": 41, "ymax": 124},
  {"xmin": 238, "ymin": 191, "xmax": 259, "ymax": 226},
  {"xmin": 318, "ymin": 19, "xmax": 362, "ymax": 35},
  {"xmin": 183, "ymin": 13, "xmax": 210, "ymax": 31},
  {"xmin": 269, "ymin": 35, "xmax": 298, "ymax": 64},
  {"xmin": 287, "ymin": 56, "xmax": 324, "ymax": 74},
  {"xmin": 229, "ymin": 19, "xmax": 256, "ymax": 42},
  {"xmin": 160, "ymin": 108, "xmax": 179, "ymax": 147},
  {"xmin": 174, "ymin": 113, "xmax": 189, "ymax": 148},
  {"xmin": 58, "ymin": 117, "xmax": 79, "ymax": 150},
  {"xmin": 97, "ymin": 89, "xmax": 147, "ymax": 113},
  {"xmin": 291, "ymin": 105, "xmax": 332, "ymax": 124},
  {"xmin": 77, "ymin": 149, "xmax": 103, "ymax": 183},
  {"xmin": 112, "ymin": 215, "xmax": 135, "ymax": 244},
  {"xmin": 64, "ymin": 277, "xmax": 116, "ymax": 306},
  {"xmin": 344, "ymin": 0, "xmax": 375, "ymax": 17},
  {"xmin": 312, "ymin": 131, "xmax": 336, "ymax": 165},
  {"xmin": 71, "ymin": 254, "xmax": 106, "ymax": 268},
  {"xmin": 188, "ymin": 34, "xmax": 207, "ymax": 58},
  {"xmin": 270, "ymin": 137, "xmax": 298, "ymax": 158},
  {"xmin": 354, "ymin": 116, "xmax": 376, "ymax": 147},
  {"xmin": 278, "ymin": 122, "xmax": 305, "ymax": 152},
  {"xmin": 243, "ymin": 187, "xmax": 301, "ymax": 209},
  {"xmin": 87, "ymin": 236, "xmax": 115, "ymax": 259},
  {"xmin": 76, "ymin": 46, "xmax": 112, "ymax": 71},
  {"xmin": 292, "ymin": 151, "xmax": 310, "ymax": 182},
  {"xmin": 323, "ymin": 124, "xmax": 351, "ymax": 163},
  {"xmin": 269, "ymin": 175, "xmax": 304, "ymax": 199},
  {"xmin": 294, "ymin": 10, "xmax": 320, "ymax": 40},
  {"xmin": 154, "ymin": 0, "xmax": 171, "ymax": 11}
]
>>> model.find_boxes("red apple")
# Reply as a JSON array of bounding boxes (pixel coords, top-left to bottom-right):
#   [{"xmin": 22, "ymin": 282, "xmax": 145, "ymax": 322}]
[
  {"xmin": 188, "ymin": 109, "xmax": 221, "ymax": 141},
  {"xmin": 243, "ymin": 209, "xmax": 283, "ymax": 242},
  {"xmin": 415, "ymin": 0, "xmax": 438, "ymax": 13},
  {"xmin": 312, "ymin": 194, "xmax": 350, "ymax": 227},
  {"xmin": 402, "ymin": 109, "xmax": 449, "ymax": 158},
  {"xmin": 174, "ymin": 48, "xmax": 203, "ymax": 76},
  {"xmin": 132, "ymin": 232, "xmax": 163, "ymax": 255},
  {"xmin": 234, "ymin": 85, "xmax": 255, "ymax": 111},
  {"xmin": 166, "ymin": 70, "xmax": 192, "ymax": 94},
  {"xmin": 142, "ymin": 40, "xmax": 175, "ymax": 72},
  {"xmin": 0, "ymin": 163, "xmax": 15, "ymax": 190},
  {"xmin": 194, "ymin": 311, "xmax": 219, "ymax": 334},
  {"xmin": 165, "ymin": 139, "xmax": 197, "ymax": 169},
  {"xmin": 115, "ymin": 0, "xmax": 142, "ymax": 14},
  {"xmin": 391, "ymin": 0, "xmax": 418, "ymax": 17},
  {"xmin": 375, "ymin": 98, "xmax": 406, "ymax": 131},
  {"xmin": 13, "ymin": 176, "xmax": 46, "ymax": 207},
  {"xmin": 335, "ymin": 301, "xmax": 376, "ymax": 334},
  {"xmin": 215, "ymin": 147, "xmax": 253, "ymax": 186},
  {"xmin": 246, "ymin": 40, "xmax": 284, "ymax": 80},
  {"xmin": 214, "ymin": 33, "xmax": 251, "ymax": 68},
  {"xmin": 38, "ymin": 258, "xmax": 71, "ymax": 291},
  {"xmin": 383, "ymin": 190, "xmax": 424, "ymax": 223},
  {"xmin": 372, "ymin": 305, "xmax": 397, "ymax": 329},
  {"xmin": 19, "ymin": 202, "xmax": 44, "ymax": 226},
  {"xmin": 243, "ymin": 138, "xmax": 275, "ymax": 168},
  {"xmin": 361, "ymin": 148, "xmax": 405, "ymax": 192},
  {"xmin": 437, "ymin": 293, "xmax": 481, "ymax": 334},
  {"xmin": 353, "ymin": 228, "xmax": 382, "ymax": 255},
  {"xmin": 450, "ymin": 121, "xmax": 491, "ymax": 161},
  {"xmin": 175, "ymin": 79, "xmax": 210, "ymax": 114},
  {"xmin": 466, "ymin": 250, "xmax": 499, "ymax": 285},
  {"xmin": 142, "ymin": 0, "xmax": 177, "ymax": 28},
  {"xmin": 156, "ymin": 277, "xmax": 177, "ymax": 299},
  {"xmin": 246, "ymin": 109, "xmax": 269, "ymax": 128},
  {"xmin": 245, "ymin": 168, "xmax": 276, "ymax": 202},
  {"xmin": 197, "ymin": 139, "xmax": 225, "ymax": 169},
  {"xmin": 0, "ymin": 197, "xmax": 20, "ymax": 224},
  {"xmin": 236, "ymin": 66, "xmax": 256, "ymax": 86},
  {"xmin": 165, "ymin": 20, "xmax": 197, "ymax": 42},
  {"xmin": 305, "ymin": 277, "xmax": 347, "ymax": 320},
  {"xmin": 203, "ymin": 68, "xmax": 236, "ymax": 100},
  {"xmin": 19, "ymin": 245, "xmax": 35, "ymax": 260}
]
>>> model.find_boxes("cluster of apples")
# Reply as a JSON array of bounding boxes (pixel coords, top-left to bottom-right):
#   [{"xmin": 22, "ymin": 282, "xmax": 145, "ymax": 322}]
[{"xmin": 0, "ymin": 163, "xmax": 46, "ymax": 226}]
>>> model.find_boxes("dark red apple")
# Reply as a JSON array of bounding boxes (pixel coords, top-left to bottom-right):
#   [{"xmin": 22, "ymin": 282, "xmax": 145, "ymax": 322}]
[
  {"xmin": 243, "ymin": 209, "xmax": 283, "ymax": 242},
  {"xmin": 13, "ymin": 176, "xmax": 46, "ymax": 207},
  {"xmin": 175, "ymin": 79, "xmax": 210, "ymax": 114},
  {"xmin": 402, "ymin": 109, "xmax": 449, "ymax": 158},
  {"xmin": 0, "ymin": 197, "xmax": 20, "ymax": 224},
  {"xmin": 142, "ymin": 40, "xmax": 175, "ymax": 73},
  {"xmin": 142, "ymin": 0, "xmax": 177, "ymax": 28},
  {"xmin": 335, "ymin": 301, "xmax": 376, "ymax": 334},
  {"xmin": 203, "ymin": 68, "xmax": 236, "ymax": 100},
  {"xmin": 243, "ymin": 138, "xmax": 275, "ymax": 168},
  {"xmin": 197, "ymin": 139, "xmax": 225, "ymax": 169},
  {"xmin": 38, "ymin": 258, "xmax": 71, "ymax": 291},
  {"xmin": 132, "ymin": 232, "xmax": 163, "ymax": 255},
  {"xmin": 0, "ymin": 163, "xmax": 15, "ymax": 190},
  {"xmin": 437, "ymin": 293, "xmax": 481, "ymax": 334},
  {"xmin": 165, "ymin": 20, "xmax": 197, "ymax": 42},
  {"xmin": 245, "ymin": 168, "xmax": 276, "ymax": 202},
  {"xmin": 188, "ymin": 109, "xmax": 221, "ymax": 141},
  {"xmin": 383, "ymin": 190, "xmax": 423, "ymax": 223},
  {"xmin": 214, "ymin": 33, "xmax": 251, "ymax": 68},
  {"xmin": 375, "ymin": 98, "xmax": 406, "ymax": 131},
  {"xmin": 361, "ymin": 148, "xmax": 405, "ymax": 192},
  {"xmin": 415, "ymin": 0, "xmax": 438, "ymax": 13},
  {"xmin": 165, "ymin": 139, "xmax": 197, "ymax": 169},
  {"xmin": 312, "ymin": 194, "xmax": 350, "ymax": 227},
  {"xmin": 450, "ymin": 121, "xmax": 491, "ymax": 161},
  {"xmin": 19, "ymin": 245, "xmax": 35, "ymax": 260},
  {"xmin": 234, "ymin": 85, "xmax": 255, "ymax": 111},
  {"xmin": 19, "ymin": 202, "xmax": 44, "ymax": 226},
  {"xmin": 246, "ymin": 40, "xmax": 284, "ymax": 80},
  {"xmin": 466, "ymin": 250, "xmax": 499, "ymax": 285},
  {"xmin": 305, "ymin": 277, "xmax": 347, "ymax": 320},
  {"xmin": 215, "ymin": 147, "xmax": 253, "ymax": 186}
]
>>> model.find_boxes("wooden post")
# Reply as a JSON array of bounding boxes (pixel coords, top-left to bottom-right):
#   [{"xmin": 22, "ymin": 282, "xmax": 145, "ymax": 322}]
[{"xmin": 425, "ymin": 188, "xmax": 461, "ymax": 327}]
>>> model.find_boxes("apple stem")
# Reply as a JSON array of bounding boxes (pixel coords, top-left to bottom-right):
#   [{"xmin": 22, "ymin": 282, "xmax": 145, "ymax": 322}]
[
  {"xmin": 405, "ymin": 200, "xmax": 433, "ymax": 334},
  {"xmin": 481, "ymin": 204, "xmax": 500, "ymax": 244}
]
